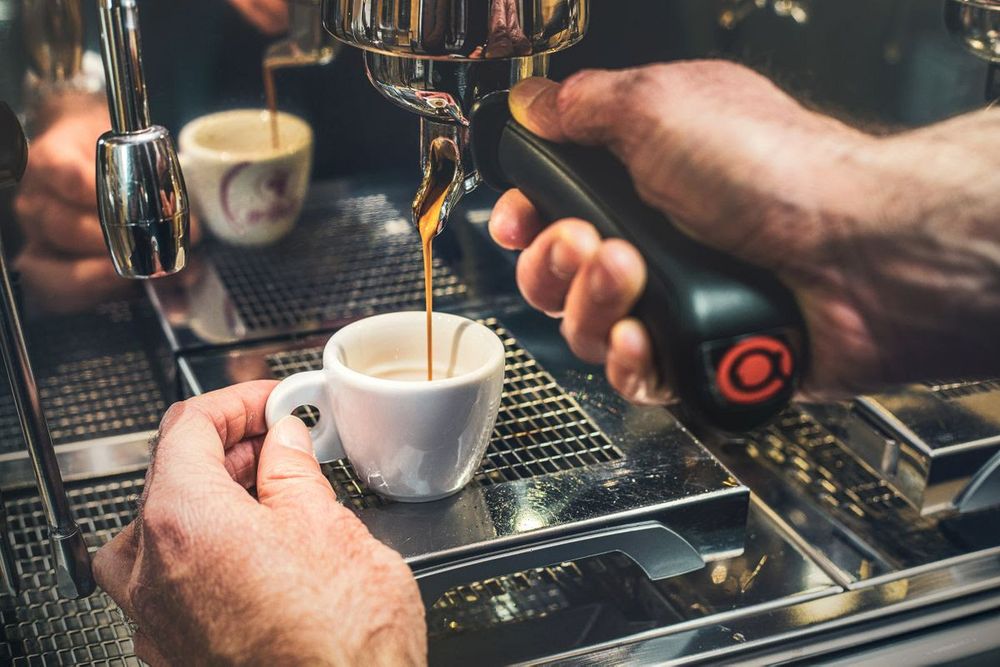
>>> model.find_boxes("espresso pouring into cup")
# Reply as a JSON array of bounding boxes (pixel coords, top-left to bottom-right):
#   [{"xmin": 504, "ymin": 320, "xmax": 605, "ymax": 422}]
[
  {"xmin": 265, "ymin": 312, "xmax": 505, "ymax": 502},
  {"xmin": 178, "ymin": 109, "xmax": 313, "ymax": 246}
]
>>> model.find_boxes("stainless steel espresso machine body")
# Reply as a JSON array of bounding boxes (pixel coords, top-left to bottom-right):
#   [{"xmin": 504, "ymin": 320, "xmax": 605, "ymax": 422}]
[{"xmin": 2, "ymin": 1, "xmax": 1000, "ymax": 664}]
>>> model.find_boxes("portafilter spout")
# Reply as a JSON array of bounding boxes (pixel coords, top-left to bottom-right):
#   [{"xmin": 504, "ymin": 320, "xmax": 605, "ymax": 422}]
[
  {"xmin": 323, "ymin": 0, "xmax": 589, "ymax": 235},
  {"xmin": 96, "ymin": 0, "xmax": 189, "ymax": 279}
]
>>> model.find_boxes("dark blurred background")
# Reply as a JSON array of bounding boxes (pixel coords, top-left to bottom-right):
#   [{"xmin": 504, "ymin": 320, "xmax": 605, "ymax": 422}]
[{"xmin": 0, "ymin": 0, "xmax": 989, "ymax": 171}]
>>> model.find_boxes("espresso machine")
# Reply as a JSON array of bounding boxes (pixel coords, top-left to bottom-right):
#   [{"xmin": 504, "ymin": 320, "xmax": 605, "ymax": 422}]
[
  {"xmin": 2, "ymin": 1, "xmax": 1000, "ymax": 664},
  {"xmin": 945, "ymin": 0, "xmax": 1000, "ymax": 99}
]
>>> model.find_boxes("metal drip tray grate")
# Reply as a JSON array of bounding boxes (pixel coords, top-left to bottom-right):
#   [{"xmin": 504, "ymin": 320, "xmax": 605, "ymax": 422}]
[
  {"xmin": 720, "ymin": 408, "xmax": 1000, "ymax": 580},
  {"xmin": 0, "ymin": 301, "xmax": 168, "ymax": 456},
  {"xmin": 207, "ymin": 193, "xmax": 467, "ymax": 333},
  {"xmin": 0, "ymin": 476, "xmax": 637, "ymax": 665},
  {"xmin": 0, "ymin": 400, "xmax": 21, "ymax": 457},
  {"xmin": 1, "ymin": 475, "xmax": 143, "ymax": 666},
  {"xmin": 265, "ymin": 318, "xmax": 625, "ymax": 509},
  {"xmin": 740, "ymin": 411, "xmax": 928, "ymax": 527},
  {"xmin": 427, "ymin": 565, "xmax": 579, "ymax": 635},
  {"xmin": 32, "ymin": 350, "xmax": 164, "ymax": 444}
]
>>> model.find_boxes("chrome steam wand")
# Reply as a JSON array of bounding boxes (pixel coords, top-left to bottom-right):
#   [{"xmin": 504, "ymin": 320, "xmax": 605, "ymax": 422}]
[
  {"xmin": 0, "ymin": 102, "xmax": 95, "ymax": 599},
  {"xmin": 96, "ymin": 0, "xmax": 190, "ymax": 279}
]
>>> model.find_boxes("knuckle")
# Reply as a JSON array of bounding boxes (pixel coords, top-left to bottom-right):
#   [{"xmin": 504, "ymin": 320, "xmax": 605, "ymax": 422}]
[
  {"xmin": 140, "ymin": 497, "xmax": 190, "ymax": 548},
  {"xmin": 557, "ymin": 68, "xmax": 599, "ymax": 106},
  {"xmin": 12, "ymin": 195, "xmax": 29, "ymax": 218},
  {"xmin": 563, "ymin": 322, "xmax": 607, "ymax": 365},
  {"xmin": 557, "ymin": 217, "xmax": 598, "ymax": 240},
  {"xmin": 158, "ymin": 400, "xmax": 189, "ymax": 432},
  {"xmin": 90, "ymin": 544, "xmax": 115, "ymax": 587},
  {"xmin": 265, "ymin": 477, "xmax": 337, "ymax": 511},
  {"xmin": 263, "ymin": 459, "xmax": 319, "ymax": 485},
  {"xmin": 625, "ymin": 65, "xmax": 661, "ymax": 93},
  {"xmin": 515, "ymin": 255, "xmax": 544, "ymax": 302},
  {"xmin": 556, "ymin": 69, "xmax": 605, "ymax": 120}
]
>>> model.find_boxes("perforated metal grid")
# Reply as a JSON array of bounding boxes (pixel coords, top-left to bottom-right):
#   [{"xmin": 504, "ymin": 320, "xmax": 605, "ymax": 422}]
[
  {"xmin": 1, "ymin": 475, "xmax": 143, "ymax": 666},
  {"xmin": 0, "ymin": 400, "xmax": 20, "ymax": 456},
  {"xmin": 265, "ymin": 318, "xmax": 624, "ymax": 510},
  {"xmin": 427, "ymin": 563, "xmax": 577, "ymax": 635},
  {"xmin": 207, "ymin": 194, "xmax": 467, "ymax": 332},
  {"xmin": 922, "ymin": 378, "xmax": 1000, "ymax": 401},
  {"xmin": 0, "ymin": 301, "xmax": 168, "ymax": 456},
  {"xmin": 0, "ymin": 475, "xmax": 625, "ymax": 664},
  {"xmin": 733, "ymin": 409, "xmax": 973, "ymax": 569}
]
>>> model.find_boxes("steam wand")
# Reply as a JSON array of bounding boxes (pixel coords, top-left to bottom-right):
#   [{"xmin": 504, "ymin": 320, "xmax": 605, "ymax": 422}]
[
  {"xmin": 96, "ymin": 0, "xmax": 189, "ymax": 279},
  {"xmin": 0, "ymin": 102, "xmax": 95, "ymax": 599}
]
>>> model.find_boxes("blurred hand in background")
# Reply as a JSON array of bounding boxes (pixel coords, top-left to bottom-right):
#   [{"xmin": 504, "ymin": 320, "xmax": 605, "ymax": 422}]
[{"xmin": 229, "ymin": 0, "xmax": 290, "ymax": 36}]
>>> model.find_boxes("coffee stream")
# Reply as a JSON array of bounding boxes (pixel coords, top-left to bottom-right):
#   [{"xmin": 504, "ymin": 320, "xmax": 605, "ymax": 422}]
[
  {"xmin": 263, "ymin": 54, "xmax": 313, "ymax": 149},
  {"xmin": 264, "ymin": 62, "xmax": 281, "ymax": 149},
  {"xmin": 266, "ymin": 48, "xmax": 459, "ymax": 382},
  {"xmin": 414, "ymin": 138, "xmax": 460, "ymax": 381}
]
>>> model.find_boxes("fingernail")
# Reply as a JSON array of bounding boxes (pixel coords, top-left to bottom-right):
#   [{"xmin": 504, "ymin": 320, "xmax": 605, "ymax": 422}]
[
  {"xmin": 509, "ymin": 78, "xmax": 560, "ymax": 129},
  {"xmin": 272, "ymin": 415, "xmax": 314, "ymax": 456}
]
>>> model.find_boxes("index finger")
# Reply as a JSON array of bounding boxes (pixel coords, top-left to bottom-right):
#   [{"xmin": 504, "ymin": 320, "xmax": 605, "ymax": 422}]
[
  {"xmin": 149, "ymin": 380, "xmax": 279, "ymax": 490},
  {"xmin": 489, "ymin": 189, "xmax": 546, "ymax": 250}
]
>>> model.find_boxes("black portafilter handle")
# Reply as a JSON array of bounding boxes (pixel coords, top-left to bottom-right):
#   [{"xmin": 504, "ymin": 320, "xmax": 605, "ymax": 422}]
[{"xmin": 471, "ymin": 92, "xmax": 808, "ymax": 432}]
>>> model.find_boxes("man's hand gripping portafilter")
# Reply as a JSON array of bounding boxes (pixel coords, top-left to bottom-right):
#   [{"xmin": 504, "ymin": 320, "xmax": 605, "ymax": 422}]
[{"xmin": 471, "ymin": 91, "xmax": 807, "ymax": 432}]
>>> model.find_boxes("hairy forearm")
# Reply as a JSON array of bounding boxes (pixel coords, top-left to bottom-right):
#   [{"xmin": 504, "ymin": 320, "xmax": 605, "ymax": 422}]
[{"xmin": 836, "ymin": 109, "xmax": 1000, "ymax": 384}]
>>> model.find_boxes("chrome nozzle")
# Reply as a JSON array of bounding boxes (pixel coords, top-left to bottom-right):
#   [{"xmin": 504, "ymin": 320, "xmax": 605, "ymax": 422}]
[
  {"xmin": 96, "ymin": 126, "xmax": 189, "ymax": 278},
  {"xmin": 96, "ymin": 0, "xmax": 189, "ymax": 278}
]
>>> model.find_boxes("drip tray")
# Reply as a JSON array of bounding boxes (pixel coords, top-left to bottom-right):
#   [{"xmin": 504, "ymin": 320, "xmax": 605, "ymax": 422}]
[
  {"xmin": 179, "ymin": 308, "xmax": 750, "ymax": 602},
  {"xmin": 848, "ymin": 381, "xmax": 1000, "ymax": 515},
  {"xmin": 702, "ymin": 406, "xmax": 1000, "ymax": 587},
  {"xmin": 145, "ymin": 180, "xmax": 512, "ymax": 350},
  {"xmin": 0, "ymin": 299, "xmax": 172, "ymax": 488}
]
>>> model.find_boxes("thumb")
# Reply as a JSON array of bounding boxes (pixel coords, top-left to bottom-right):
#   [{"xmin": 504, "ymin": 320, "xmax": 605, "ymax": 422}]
[
  {"xmin": 509, "ymin": 71, "xmax": 636, "ymax": 149},
  {"xmin": 256, "ymin": 415, "xmax": 338, "ymax": 509},
  {"xmin": 509, "ymin": 77, "xmax": 567, "ymax": 141}
]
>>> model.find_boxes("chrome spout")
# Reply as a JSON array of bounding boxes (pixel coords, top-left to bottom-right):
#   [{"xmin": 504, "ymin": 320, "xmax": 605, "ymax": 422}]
[
  {"xmin": 364, "ymin": 51, "xmax": 550, "ymax": 232},
  {"xmin": 96, "ymin": 0, "xmax": 189, "ymax": 279},
  {"xmin": 413, "ymin": 128, "xmax": 469, "ymax": 238}
]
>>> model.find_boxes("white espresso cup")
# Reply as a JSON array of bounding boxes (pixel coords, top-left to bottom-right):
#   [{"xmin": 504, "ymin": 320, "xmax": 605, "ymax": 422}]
[
  {"xmin": 178, "ymin": 109, "xmax": 313, "ymax": 246},
  {"xmin": 265, "ymin": 312, "xmax": 506, "ymax": 502}
]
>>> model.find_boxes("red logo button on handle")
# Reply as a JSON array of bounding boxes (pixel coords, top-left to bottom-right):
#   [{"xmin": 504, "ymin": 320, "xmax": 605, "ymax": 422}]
[{"xmin": 716, "ymin": 337, "xmax": 794, "ymax": 405}]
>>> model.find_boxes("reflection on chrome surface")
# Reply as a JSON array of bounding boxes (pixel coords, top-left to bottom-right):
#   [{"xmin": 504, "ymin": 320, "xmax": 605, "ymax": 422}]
[
  {"xmin": 325, "ymin": 0, "xmax": 586, "ymax": 60},
  {"xmin": 946, "ymin": 0, "xmax": 1000, "ymax": 62}
]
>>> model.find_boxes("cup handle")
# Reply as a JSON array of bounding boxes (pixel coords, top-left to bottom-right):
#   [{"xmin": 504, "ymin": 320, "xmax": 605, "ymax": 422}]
[{"xmin": 265, "ymin": 371, "xmax": 344, "ymax": 463}]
